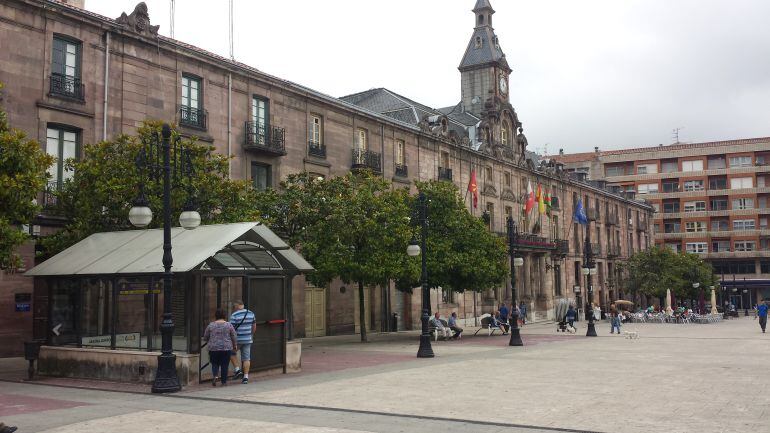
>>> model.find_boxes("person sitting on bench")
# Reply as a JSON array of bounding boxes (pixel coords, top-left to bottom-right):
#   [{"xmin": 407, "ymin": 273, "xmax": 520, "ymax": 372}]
[
  {"xmin": 430, "ymin": 312, "xmax": 452, "ymax": 339},
  {"xmin": 448, "ymin": 312, "xmax": 463, "ymax": 339},
  {"xmin": 491, "ymin": 311, "xmax": 508, "ymax": 335}
]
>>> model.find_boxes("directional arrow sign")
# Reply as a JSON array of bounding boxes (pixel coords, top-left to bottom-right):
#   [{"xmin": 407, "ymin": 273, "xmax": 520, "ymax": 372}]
[{"xmin": 52, "ymin": 323, "xmax": 62, "ymax": 336}]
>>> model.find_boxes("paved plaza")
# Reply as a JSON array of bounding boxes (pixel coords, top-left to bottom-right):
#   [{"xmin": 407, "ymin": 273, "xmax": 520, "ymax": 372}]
[{"xmin": 1, "ymin": 317, "xmax": 768, "ymax": 433}]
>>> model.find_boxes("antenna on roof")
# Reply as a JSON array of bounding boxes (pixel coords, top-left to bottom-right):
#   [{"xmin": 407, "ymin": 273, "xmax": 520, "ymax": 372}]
[
  {"xmin": 672, "ymin": 127, "xmax": 683, "ymax": 144},
  {"xmin": 169, "ymin": 0, "xmax": 175, "ymax": 38},
  {"xmin": 229, "ymin": 0, "xmax": 235, "ymax": 61}
]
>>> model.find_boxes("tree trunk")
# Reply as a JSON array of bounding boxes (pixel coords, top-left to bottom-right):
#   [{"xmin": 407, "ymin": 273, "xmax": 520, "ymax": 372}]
[{"xmin": 358, "ymin": 281, "xmax": 368, "ymax": 342}]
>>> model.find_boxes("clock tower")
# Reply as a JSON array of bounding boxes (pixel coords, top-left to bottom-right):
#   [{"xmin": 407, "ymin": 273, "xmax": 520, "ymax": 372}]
[{"xmin": 459, "ymin": 0, "xmax": 511, "ymax": 118}]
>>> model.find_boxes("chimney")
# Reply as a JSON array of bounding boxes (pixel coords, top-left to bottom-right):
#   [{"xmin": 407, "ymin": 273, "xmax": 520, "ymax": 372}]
[
  {"xmin": 594, "ymin": 146, "xmax": 599, "ymax": 154},
  {"xmin": 60, "ymin": 0, "xmax": 85, "ymax": 9},
  {"xmin": 559, "ymin": 148, "xmax": 564, "ymax": 155}
]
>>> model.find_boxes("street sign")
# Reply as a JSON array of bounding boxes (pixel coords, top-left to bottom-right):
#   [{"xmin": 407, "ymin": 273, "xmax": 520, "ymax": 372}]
[{"xmin": 52, "ymin": 323, "xmax": 62, "ymax": 336}]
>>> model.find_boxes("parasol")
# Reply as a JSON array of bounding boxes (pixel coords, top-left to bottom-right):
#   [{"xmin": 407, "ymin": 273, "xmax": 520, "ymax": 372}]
[
  {"xmin": 710, "ymin": 289, "xmax": 718, "ymax": 315},
  {"xmin": 615, "ymin": 300, "xmax": 634, "ymax": 306},
  {"xmin": 665, "ymin": 289, "xmax": 673, "ymax": 315}
]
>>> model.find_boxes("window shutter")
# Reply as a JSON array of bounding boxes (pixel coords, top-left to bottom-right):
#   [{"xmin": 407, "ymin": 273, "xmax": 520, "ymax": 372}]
[{"xmin": 52, "ymin": 38, "xmax": 66, "ymax": 75}]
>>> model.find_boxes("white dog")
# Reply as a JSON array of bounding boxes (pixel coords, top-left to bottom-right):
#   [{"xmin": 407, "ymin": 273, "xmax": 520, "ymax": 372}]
[
  {"xmin": 624, "ymin": 330, "xmax": 639, "ymax": 339},
  {"xmin": 566, "ymin": 325, "xmax": 577, "ymax": 334}
]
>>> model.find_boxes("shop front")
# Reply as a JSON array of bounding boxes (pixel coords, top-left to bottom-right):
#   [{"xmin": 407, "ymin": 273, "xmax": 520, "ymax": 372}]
[{"xmin": 26, "ymin": 222, "xmax": 312, "ymax": 385}]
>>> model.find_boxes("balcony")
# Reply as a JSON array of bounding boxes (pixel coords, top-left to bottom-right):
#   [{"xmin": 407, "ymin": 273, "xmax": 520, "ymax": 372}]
[
  {"xmin": 395, "ymin": 163, "xmax": 408, "ymax": 178},
  {"xmin": 554, "ymin": 239, "xmax": 570, "ymax": 256},
  {"xmin": 586, "ymin": 208, "xmax": 599, "ymax": 222},
  {"xmin": 243, "ymin": 122, "xmax": 286, "ymax": 155},
  {"xmin": 308, "ymin": 141, "xmax": 326, "ymax": 158},
  {"xmin": 49, "ymin": 73, "xmax": 84, "ymax": 101},
  {"xmin": 589, "ymin": 243, "xmax": 602, "ymax": 256},
  {"xmin": 180, "ymin": 105, "xmax": 207, "ymax": 130},
  {"xmin": 510, "ymin": 233, "xmax": 561, "ymax": 251},
  {"xmin": 41, "ymin": 180, "xmax": 62, "ymax": 213},
  {"xmin": 606, "ymin": 212, "xmax": 619, "ymax": 226},
  {"xmin": 438, "ymin": 167, "xmax": 453, "ymax": 181},
  {"xmin": 352, "ymin": 149, "xmax": 382, "ymax": 173},
  {"xmin": 607, "ymin": 244, "xmax": 621, "ymax": 258}
]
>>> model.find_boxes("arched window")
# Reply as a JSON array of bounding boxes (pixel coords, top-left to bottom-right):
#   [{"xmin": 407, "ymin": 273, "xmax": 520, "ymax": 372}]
[
  {"xmin": 501, "ymin": 121, "xmax": 510, "ymax": 147},
  {"xmin": 478, "ymin": 15, "xmax": 484, "ymax": 25},
  {"xmin": 475, "ymin": 36, "xmax": 482, "ymax": 49}
]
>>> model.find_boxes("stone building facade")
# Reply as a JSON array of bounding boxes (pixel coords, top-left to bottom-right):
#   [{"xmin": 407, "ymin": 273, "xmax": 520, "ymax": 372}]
[
  {"xmin": 554, "ymin": 138, "xmax": 770, "ymax": 308},
  {"xmin": 0, "ymin": 0, "xmax": 653, "ymax": 355}
]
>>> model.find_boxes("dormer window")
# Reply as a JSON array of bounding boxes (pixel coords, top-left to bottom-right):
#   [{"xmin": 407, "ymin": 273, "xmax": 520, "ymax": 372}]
[
  {"xmin": 493, "ymin": 36, "xmax": 500, "ymax": 48},
  {"xmin": 475, "ymin": 36, "xmax": 482, "ymax": 49}
]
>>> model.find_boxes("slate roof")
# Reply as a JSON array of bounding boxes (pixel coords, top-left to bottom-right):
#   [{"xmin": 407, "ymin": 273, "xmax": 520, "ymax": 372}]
[
  {"xmin": 459, "ymin": 27, "xmax": 509, "ymax": 71},
  {"xmin": 438, "ymin": 104, "xmax": 480, "ymax": 127},
  {"xmin": 474, "ymin": 0, "xmax": 494, "ymax": 12}
]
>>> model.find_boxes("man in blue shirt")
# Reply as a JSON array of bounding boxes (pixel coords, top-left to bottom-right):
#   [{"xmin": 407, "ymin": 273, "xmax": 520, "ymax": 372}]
[
  {"xmin": 757, "ymin": 300, "xmax": 768, "ymax": 333},
  {"xmin": 499, "ymin": 303, "xmax": 510, "ymax": 332},
  {"xmin": 229, "ymin": 300, "xmax": 256, "ymax": 384}
]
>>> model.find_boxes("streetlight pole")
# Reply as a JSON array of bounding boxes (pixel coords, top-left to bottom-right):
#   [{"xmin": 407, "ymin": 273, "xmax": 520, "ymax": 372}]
[
  {"xmin": 507, "ymin": 216, "xmax": 523, "ymax": 346},
  {"xmin": 408, "ymin": 192, "xmax": 434, "ymax": 358},
  {"xmin": 583, "ymin": 223, "xmax": 597, "ymax": 337},
  {"xmin": 128, "ymin": 124, "xmax": 201, "ymax": 393}
]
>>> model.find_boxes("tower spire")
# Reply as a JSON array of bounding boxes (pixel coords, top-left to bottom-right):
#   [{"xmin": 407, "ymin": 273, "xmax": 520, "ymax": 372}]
[{"xmin": 473, "ymin": 0, "xmax": 495, "ymax": 27}]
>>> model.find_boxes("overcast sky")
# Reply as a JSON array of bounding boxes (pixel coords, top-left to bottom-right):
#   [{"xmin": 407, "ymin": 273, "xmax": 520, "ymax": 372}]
[{"xmin": 88, "ymin": 0, "xmax": 770, "ymax": 154}]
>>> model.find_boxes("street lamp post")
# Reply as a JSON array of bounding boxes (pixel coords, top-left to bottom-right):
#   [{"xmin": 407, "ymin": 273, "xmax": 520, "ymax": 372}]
[
  {"xmin": 582, "ymin": 226, "xmax": 597, "ymax": 337},
  {"xmin": 506, "ymin": 216, "xmax": 524, "ymax": 346},
  {"xmin": 128, "ymin": 124, "xmax": 200, "ymax": 393},
  {"xmin": 407, "ymin": 192, "xmax": 434, "ymax": 358}
]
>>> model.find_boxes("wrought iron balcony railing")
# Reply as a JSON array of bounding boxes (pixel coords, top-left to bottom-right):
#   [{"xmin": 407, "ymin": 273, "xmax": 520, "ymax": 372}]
[
  {"xmin": 606, "ymin": 212, "xmax": 619, "ymax": 226},
  {"xmin": 351, "ymin": 149, "xmax": 382, "ymax": 173},
  {"xmin": 555, "ymin": 239, "xmax": 570, "ymax": 256},
  {"xmin": 395, "ymin": 163, "xmax": 408, "ymax": 177},
  {"xmin": 42, "ymin": 180, "xmax": 61, "ymax": 210},
  {"xmin": 607, "ymin": 244, "xmax": 621, "ymax": 258},
  {"xmin": 438, "ymin": 167, "xmax": 453, "ymax": 181},
  {"xmin": 308, "ymin": 141, "xmax": 326, "ymax": 158},
  {"xmin": 589, "ymin": 242, "xmax": 602, "ymax": 256},
  {"xmin": 49, "ymin": 73, "xmax": 84, "ymax": 101},
  {"xmin": 180, "ymin": 105, "xmax": 207, "ymax": 130},
  {"xmin": 244, "ymin": 122, "xmax": 286, "ymax": 155},
  {"xmin": 586, "ymin": 208, "xmax": 599, "ymax": 222}
]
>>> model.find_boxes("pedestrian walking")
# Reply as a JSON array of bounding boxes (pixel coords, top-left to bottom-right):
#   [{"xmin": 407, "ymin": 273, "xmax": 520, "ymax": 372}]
[
  {"xmin": 519, "ymin": 302, "xmax": 527, "ymax": 325},
  {"xmin": 610, "ymin": 303, "xmax": 621, "ymax": 334},
  {"xmin": 757, "ymin": 299, "xmax": 768, "ymax": 333},
  {"xmin": 229, "ymin": 300, "xmax": 257, "ymax": 384},
  {"xmin": 203, "ymin": 308, "xmax": 238, "ymax": 387},
  {"xmin": 565, "ymin": 305, "xmax": 577, "ymax": 330}
]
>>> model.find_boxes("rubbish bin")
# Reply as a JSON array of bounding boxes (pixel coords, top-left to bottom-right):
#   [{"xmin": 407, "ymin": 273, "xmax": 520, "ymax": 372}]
[
  {"xmin": 24, "ymin": 341, "xmax": 42, "ymax": 380},
  {"xmin": 391, "ymin": 313, "xmax": 398, "ymax": 332}
]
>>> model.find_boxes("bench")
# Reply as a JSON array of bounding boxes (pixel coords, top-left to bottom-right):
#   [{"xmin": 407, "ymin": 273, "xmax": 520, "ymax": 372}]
[
  {"xmin": 429, "ymin": 319, "xmax": 451, "ymax": 341},
  {"xmin": 473, "ymin": 315, "xmax": 504, "ymax": 336}
]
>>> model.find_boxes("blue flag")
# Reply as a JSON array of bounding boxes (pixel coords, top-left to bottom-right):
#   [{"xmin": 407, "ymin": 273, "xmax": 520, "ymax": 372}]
[{"xmin": 573, "ymin": 199, "xmax": 588, "ymax": 225}]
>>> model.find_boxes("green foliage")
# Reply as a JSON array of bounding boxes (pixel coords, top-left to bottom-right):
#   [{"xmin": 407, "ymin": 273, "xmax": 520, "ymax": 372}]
[
  {"xmin": 622, "ymin": 245, "xmax": 716, "ymax": 299},
  {"xmin": 40, "ymin": 121, "xmax": 260, "ymax": 256},
  {"xmin": 399, "ymin": 181, "xmax": 508, "ymax": 293},
  {"xmin": 0, "ymin": 82, "xmax": 54, "ymax": 269}
]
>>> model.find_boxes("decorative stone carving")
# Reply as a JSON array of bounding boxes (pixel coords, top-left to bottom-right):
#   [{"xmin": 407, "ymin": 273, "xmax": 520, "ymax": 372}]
[
  {"xmin": 501, "ymin": 189, "xmax": 516, "ymax": 202},
  {"xmin": 482, "ymin": 183, "xmax": 498, "ymax": 197},
  {"xmin": 116, "ymin": 2, "xmax": 160, "ymax": 36}
]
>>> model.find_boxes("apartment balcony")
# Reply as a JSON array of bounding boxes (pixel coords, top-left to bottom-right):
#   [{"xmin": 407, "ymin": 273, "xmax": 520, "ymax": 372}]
[
  {"xmin": 351, "ymin": 149, "xmax": 382, "ymax": 173},
  {"xmin": 244, "ymin": 122, "xmax": 286, "ymax": 156},
  {"xmin": 179, "ymin": 105, "xmax": 207, "ymax": 130},
  {"xmin": 438, "ymin": 167, "xmax": 453, "ymax": 181},
  {"xmin": 586, "ymin": 208, "xmax": 599, "ymax": 222},
  {"xmin": 607, "ymin": 244, "xmax": 622, "ymax": 258},
  {"xmin": 604, "ymin": 165, "xmax": 770, "ymax": 183},
  {"xmin": 606, "ymin": 212, "xmax": 619, "ymax": 226},
  {"xmin": 308, "ymin": 141, "xmax": 326, "ymax": 158},
  {"xmin": 641, "ymin": 186, "xmax": 770, "ymax": 200},
  {"xmin": 394, "ymin": 163, "xmax": 408, "ymax": 178},
  {"xmin": 589, "ymin": 242, "xmax": 602, "ymax": 256},
  {"xmin": 42, "ymin": 180, "xmax": 61, "ymax": 210},
  {"xmin": 554, "ymin": 239, "xmax": 570, "ymax": 256},
  {"xmin": 49, "ymin": 73, "xmax": 84, "ymax": 101},
  {"xmin": 654, "ymin": 208, "xmax": 759, "ymax": 220},
  {"xmin": 705, "ymin": 250, "xmax": 770, "ymax": 259},
  {"xmin": 658, "ymin": 229, "xmax": 770, "ymax": 240}
]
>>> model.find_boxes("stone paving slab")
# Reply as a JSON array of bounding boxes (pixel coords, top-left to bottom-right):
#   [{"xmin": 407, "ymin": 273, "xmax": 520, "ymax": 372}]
[{"xmin": 0, "ymin": 393, "xmax": 89, "ymax": 416}]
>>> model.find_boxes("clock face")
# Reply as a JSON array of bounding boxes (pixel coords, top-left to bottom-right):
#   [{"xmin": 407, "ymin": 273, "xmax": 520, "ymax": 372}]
[{"xmin": 499, "ymin": 76, "xmax": 508, "ymax": 94}]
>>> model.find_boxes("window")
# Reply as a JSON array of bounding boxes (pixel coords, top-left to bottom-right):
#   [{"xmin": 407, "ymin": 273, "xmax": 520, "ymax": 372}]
[
  {"xmin": 505, "ymin": 206, "xmax": 513, "ymax": 221},
  {"xmin": 664, "ymin": 221, "xmax": 681, "ymax": 233},
  {"xmin": 712, "ymin": 240, "xmax": 730, "ymax": 252},
  {"xmin": 356, "ymin": 128, "xmax": 368, "ymax": 151},
  {"xmin": 637, "ymin": 163, "xmax": 658, "ymax": 174},
  {"xmin": 733, "ymin": 219, "xmax": 755, "ymax": 231},
  {"xmin": 732, "ymin": 198, "xmax": 754, "ymax": 210},
  {"xmin": 51, "ymin": 36, "xmax": 82, "ymax": 99},
  {"xmin": 685, "ymin": 221, "xmax": 706, "ymax": 233},
  {"xmin": 710, "ymin": 198, "xmax": 728, "ymax": 211},
  {"xmin": 250, "ymin": 96, "xmax": 269, "ymax": 144},
  {"xmin": 504, "ymin": 172, "xmax": 511, "ymax": 188},
  {"xmin": 395, "ymin": 140, "xmax": 405, "ymax": 165},
  {"xmin": 711, "ymin": 219, "xmax": 729, "ymax": 231},
  {"xmin": 683, "ymin": 180, "xmax": 704, "ymax": 191},
  {"xmin": 685, "ymin": 242, "xmax": 707, "ymax": 254},
  {"xmin": 652, "ymin": 203, "xmax": 660, "ymax": 212},
  {"xmin": 713, "ymin": 261, "xmax": 755, "ymax": 275},
  {"xmin": 708, "ymin": 157, "xmax": 726, "ymax": 169},
  {"xmin": 663, "ymin": 202, "xmax": 680, "ymax": 214},
  {"xmin": 662, "ymin": 181, "xmax": 679, "ymax": 193},
  {"xmin": 46, "ymin": 126, "xmax": 78, "ymax": 184},
  {"xmin": 682, "ymin": 160, "xmax": 704, "ymax": 172},
  {"xmin": 661, "ymin": 160, "xmax": 678, "ymax": 173},
  {"xmin": 310, "ymin": 114, "xmax": 323, "ymax": 145},
  {"xmin": 440, "ymin": 152, "xmax": 450, "ymax": 169},
  {"xmin": 666, "ymin": 243, "xmax": 682, "ymax": 253},
  {"xmin": 709, "ymin": 177, "xmax": 727, "ymax": 190},
  {"xmin": 501, "ymin": 122, "xmax": 510, "ymax": 147},
  {"xmin": 637, "ymin": 183, "xmax": 659, "ymax": 194},
  {"xmin": 181, "ymin": 75, "xmax": 204, "ymax": 128},
  {"xmin": 475, "ymin": 36, "xmax": 483, "ymax": 48},
  {"xmin": 730, "ymin": 177, "xmax": 753, "ymax": 189},
  {"xmin": 251, "ymin": 162, "xmax": 271, "ymax": 191},
  {"xmin": 684, "ymin": 201, "xmax": 706, "ymax": 212},
  {"xmin": 729, "ymin": 156, "xmax": 752, "ymax": 167},
  {"xmin": 735, "ymin": 241, "xmax": 756, "ymax": 252},
  {"xmin": 605, "ymin": 166, "xmax": 626, "ymax": 177},
  {"xmin": 486, "ymin": 202, "xmax": 495, "ymax": 230},
  {"xmin": 485, "ymin": 167, "xmax": 493, "ymax": 183}
]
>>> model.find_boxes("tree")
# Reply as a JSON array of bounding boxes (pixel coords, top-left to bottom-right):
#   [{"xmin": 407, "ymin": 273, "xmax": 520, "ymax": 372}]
[
  {"xmin": 0, "ymin": 82, "xmax": 54, "ymax": 270},
  {"xmin": 41, "ymin": 121, "xmax": 260, "ymax": 255},
  {"xmin": 397, "ymin": 181, "xmax": 508, "ymax": 296},
  {"xmin": 623, "ymin": 246, "xmax": 716, "ymax": 302},
  {"xmin": 298, "ymin": 171, "xmax": 415, "ymax": 342}
]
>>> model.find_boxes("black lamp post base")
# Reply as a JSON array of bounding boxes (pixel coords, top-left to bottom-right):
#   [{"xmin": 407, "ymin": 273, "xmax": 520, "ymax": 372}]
[
  {"xmin": 151, "ymin": 353, "xmax": 181, "ymax": 393},
  {"xmin": 508, "ymin": 312, "xmax": 523, "ymax": 346},
  {"xmin": 586, "ymin": 322, "xmax": 598, "ymax": 337},
  {"xmin": 417, "ymin": 334, "xmax": 435, "ymax": 358}
]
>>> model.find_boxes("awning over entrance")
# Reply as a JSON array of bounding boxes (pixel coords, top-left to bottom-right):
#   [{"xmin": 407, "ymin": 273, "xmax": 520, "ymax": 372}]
[{"xmin": 27, "ymin": 222, "xmax": 313, "ymax": 276}]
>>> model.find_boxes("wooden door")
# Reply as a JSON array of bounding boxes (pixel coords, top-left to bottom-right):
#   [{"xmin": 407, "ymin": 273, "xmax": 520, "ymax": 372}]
[{"xmin": 304, "ymin": 285, "xmax": 326, "ymax": 337}]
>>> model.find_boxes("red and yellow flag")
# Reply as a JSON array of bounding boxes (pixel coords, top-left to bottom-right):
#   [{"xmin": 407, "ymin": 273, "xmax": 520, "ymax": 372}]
[
  {"xmin": 537, "ymin": 184, "xmax": 546, "ymax": 215},
  {"xmin": 467, "ymin": 170, "xmax": 478, "ymax": 209}
]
